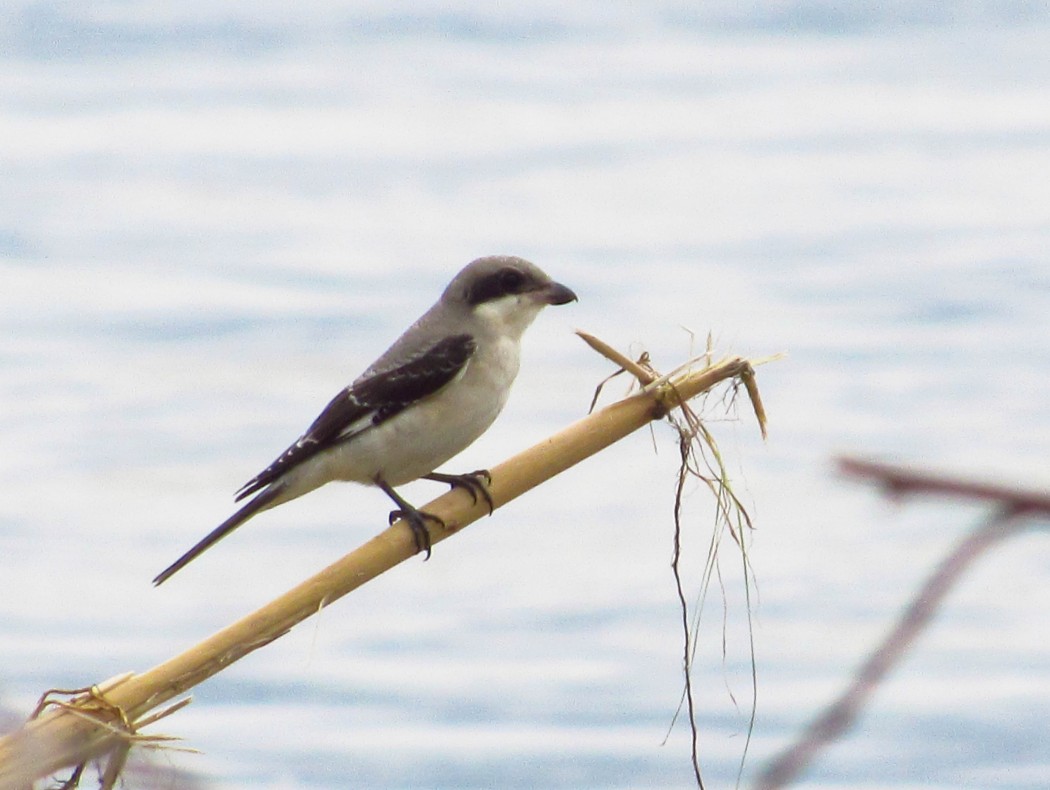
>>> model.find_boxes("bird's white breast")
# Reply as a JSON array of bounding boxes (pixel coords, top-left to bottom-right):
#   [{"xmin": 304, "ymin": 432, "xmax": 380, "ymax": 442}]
[{"xmin": 316, "ymin": 331, "xmax": 520, "ymax": 487}]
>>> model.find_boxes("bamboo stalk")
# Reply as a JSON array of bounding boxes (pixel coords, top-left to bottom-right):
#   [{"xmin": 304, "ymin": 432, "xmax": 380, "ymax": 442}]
[{"xmin": 0, "ymin": 353, "xmax": 763, "ymax": 788}]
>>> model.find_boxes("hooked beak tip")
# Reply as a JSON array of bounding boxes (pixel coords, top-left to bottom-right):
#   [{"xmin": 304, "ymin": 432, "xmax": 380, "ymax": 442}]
[{"xmin": 544, "ymin": 281, "xmax": 577, "ymax": 306}]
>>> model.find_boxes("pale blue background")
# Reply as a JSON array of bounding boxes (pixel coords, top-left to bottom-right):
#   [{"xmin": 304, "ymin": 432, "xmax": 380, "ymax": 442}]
[{"xmin": 1, "ymin": 2, "xmax": 1048, "ymax": 788}]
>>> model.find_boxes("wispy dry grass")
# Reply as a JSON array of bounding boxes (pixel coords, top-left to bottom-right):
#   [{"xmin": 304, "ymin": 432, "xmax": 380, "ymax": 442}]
[{"xmin": 580, "ymin": 331, "xmax": 770, "ymax": 789}]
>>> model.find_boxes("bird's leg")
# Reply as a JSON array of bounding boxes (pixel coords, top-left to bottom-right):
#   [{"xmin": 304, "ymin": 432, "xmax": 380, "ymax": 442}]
[
  {"xmin": 376, "ymin": 478, "xmax": 441, "ymax": 559},
  {"xmin": 423, "ymin": 470, "xmax": 494, "ymax": 515}
]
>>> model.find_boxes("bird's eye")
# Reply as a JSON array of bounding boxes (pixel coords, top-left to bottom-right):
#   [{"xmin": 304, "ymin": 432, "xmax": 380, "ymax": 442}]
[{"xmin": 499, "ymin": 267, "xmax": 525, "ymax": 292}]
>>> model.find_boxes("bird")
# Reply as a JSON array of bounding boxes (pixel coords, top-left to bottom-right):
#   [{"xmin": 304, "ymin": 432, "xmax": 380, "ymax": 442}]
[{"xmin": 153, "ymin": 255, "xmax": 577, "ymax": 585}]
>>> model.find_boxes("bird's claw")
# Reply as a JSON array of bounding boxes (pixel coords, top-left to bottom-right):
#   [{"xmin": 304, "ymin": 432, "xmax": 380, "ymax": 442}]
[
  {"xmin": 388, "ymin": 507, "xmax": 443, "ymax": 559},
  {"xmin": 424, "ymin": 469, "xmax": 495, "ymax": 515}
]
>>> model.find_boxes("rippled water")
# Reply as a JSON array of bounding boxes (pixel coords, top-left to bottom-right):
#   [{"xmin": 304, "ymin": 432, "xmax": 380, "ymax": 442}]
[{"xmin": 2, "ymin": 3, "xmax": 1048, "ymax": 788}]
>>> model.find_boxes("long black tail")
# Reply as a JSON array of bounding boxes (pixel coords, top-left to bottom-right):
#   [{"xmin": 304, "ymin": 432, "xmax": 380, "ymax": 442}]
[{"xmin": 152, "ymin": 483, "xmax": 287, "ymax": 586}]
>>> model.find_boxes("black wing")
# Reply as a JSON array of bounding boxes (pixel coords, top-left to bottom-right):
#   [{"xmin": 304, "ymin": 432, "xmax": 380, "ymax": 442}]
[{"xmin": 234, "ymin": 333, "xmax": 476, "ymax": 501}]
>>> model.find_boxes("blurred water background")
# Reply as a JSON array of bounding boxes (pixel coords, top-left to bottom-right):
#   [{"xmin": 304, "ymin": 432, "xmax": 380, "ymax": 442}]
[{"xmin": 1, "ymin": 2, "xmax": 1048, "ymax": 788}]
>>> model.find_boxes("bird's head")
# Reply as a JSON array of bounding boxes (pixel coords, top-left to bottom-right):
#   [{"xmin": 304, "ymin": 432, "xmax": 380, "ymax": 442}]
[{"xmin": 448, "ymin": 255, "xmax": 577, "ymax": 339}]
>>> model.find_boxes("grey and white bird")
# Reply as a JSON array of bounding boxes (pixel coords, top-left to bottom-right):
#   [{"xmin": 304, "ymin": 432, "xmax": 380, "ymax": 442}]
[{"xmin": 153, "ymin": 256, "xmax": 576, "ymax": 585}]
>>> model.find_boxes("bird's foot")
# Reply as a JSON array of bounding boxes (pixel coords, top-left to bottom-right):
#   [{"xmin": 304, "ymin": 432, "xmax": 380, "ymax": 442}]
[
  {"xmin": 387, "ymin": 505, "xmax": 442, "ymax": 559},
  {"xmin": 424, "ymin": 469, "xmax": 494, "ymax": 515},
  {"xmin": 376, "ymin": 478, "xmax": 443, "ymax": 559}
]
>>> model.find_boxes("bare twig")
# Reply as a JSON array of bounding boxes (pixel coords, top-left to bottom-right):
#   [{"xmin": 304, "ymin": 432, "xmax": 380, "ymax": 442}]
[
  {"xmin": 838, "ymin": 457, "xmax": 1050, "ymax": 515},
  {"xmin": 756, "ymin": 459, "xmax": 1047, "ymax": 789}
]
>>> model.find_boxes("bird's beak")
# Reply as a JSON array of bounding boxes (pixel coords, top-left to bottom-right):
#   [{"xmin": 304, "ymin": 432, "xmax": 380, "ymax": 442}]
[{"xmin": 542, "ymin": 281, "xmax": 578, "ymax": 306}]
